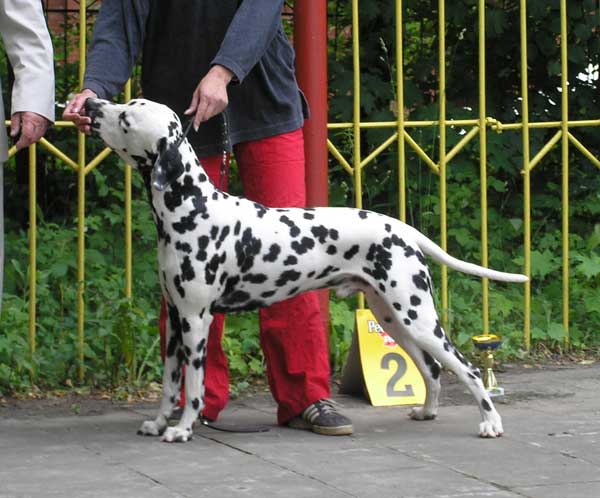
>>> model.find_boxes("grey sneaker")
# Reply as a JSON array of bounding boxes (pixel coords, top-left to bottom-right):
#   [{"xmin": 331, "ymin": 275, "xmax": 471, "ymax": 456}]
[{"xmin": 288, "ymin": 399, "xmax": 353, "ymax": 436}]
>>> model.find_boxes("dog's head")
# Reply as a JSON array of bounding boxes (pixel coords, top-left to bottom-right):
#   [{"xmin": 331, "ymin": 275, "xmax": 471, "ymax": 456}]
[{"xmin": 85, "ymin": 98, "xmax": 186, "ymax": 191}]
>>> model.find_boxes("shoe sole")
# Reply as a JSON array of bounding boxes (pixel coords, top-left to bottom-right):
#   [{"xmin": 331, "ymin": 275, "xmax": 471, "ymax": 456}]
[{"xmin": 288, "ymin": 418, "xmax": 353, "ymax": 436}]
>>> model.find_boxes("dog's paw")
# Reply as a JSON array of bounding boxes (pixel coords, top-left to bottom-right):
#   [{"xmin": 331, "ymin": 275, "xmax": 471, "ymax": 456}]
[
  {"xmin": 161, "ymin": 425, "xmax": 193, "ymax": 443},
  {"xmin": 409, "ymin": 407, "xmax": 437, "ymax": 421},
  {"xmin": 479, "ymin": 420, "xmax": 504, "ymax": 438},
  {"xmin": 137, "ymin": 420, "xmax": 166, "ymax": 437}
]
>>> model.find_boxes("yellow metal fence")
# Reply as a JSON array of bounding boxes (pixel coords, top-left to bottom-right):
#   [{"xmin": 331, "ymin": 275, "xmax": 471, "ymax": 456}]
[
  {"xmin": 5, "ymin": 2, "xmax": 600, "ymax": 381},
  {"xmin": 327, "ymin": 0, "xmax": 600, "ymax": 350}
]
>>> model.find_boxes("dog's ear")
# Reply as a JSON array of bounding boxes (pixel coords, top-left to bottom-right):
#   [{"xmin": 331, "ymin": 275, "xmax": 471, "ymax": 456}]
[{"xmin": 151, "ymin": 137, "xmax": 185, "ymax": 191}]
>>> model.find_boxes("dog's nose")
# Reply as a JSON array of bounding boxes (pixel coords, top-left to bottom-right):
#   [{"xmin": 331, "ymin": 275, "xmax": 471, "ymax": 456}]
[{"xmin": 84, "ymin": 98, "xmax": 101, "ymax": 116}]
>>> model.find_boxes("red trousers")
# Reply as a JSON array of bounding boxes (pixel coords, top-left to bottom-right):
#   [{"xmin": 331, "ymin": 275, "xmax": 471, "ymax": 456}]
[{"xmin": 159, "ymin": 128, "xmax": 330, "ymax": 424}]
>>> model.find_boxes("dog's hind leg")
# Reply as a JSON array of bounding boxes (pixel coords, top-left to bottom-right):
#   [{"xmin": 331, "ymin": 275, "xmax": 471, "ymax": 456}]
[
  {"xmin": 365, "ymin": 291, "xmax": 441, "ymax": 420},
  {"xmin": 376, "ymin": 286, "xmax": 503, "ymax": 438},
  {"xmin": 161, "ymin": 308, "xmax": 212, "ymax": 443}
]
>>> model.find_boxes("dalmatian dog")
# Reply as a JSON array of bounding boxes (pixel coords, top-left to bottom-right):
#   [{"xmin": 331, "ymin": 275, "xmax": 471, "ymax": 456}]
[{"xmin": 85, "ymin": 97, "xmax": 527, "ymax": 443}]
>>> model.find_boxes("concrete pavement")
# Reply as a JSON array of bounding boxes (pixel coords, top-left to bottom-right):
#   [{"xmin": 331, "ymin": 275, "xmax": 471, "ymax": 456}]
[{"xmin": 1, "ymin": 363, "xmax": 599, "ymax": 498}]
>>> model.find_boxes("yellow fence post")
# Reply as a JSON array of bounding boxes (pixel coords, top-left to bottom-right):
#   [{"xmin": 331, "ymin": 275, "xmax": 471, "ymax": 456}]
[
  {"xmin": 559, "ymin": 0, "xmax": 570, "ymax": 347},
  {"xmin": 395, "ymin": 0, "xmax": 406, "ymax": 222},
  {"xmin": 352, "ymin": 0, "xmax": 365, "ymax": 310},
  {"xmin": 438, "ymin": 0, "xmax": 449, "ymax": 332},
  {"xmin": 519, "ymin": 0, "xmax": 532, "ymax": 351},
  {"xmin": 28, "ymin": 144, "xmax": 37, "ymax": 360},
  {"xmin": 478, "ymin": 0, "xmax": 489, "ymax": 336},
  {"xmin": 77, "ymin": 0, "xmax": 88, "ymax": 382}
]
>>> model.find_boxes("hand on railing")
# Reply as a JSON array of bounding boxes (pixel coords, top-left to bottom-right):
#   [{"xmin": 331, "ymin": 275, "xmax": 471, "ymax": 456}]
[
  {"xmin": 63, "ymin": 89, "xmax": 98, "ymax": 134},
  {"xmin": 10, "ymin": 111, "xmax": 51, "ymax": 150}
]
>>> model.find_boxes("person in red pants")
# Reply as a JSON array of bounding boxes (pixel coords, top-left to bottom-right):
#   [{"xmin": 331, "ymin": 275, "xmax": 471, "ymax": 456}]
[
  {"xmin": 64, "ymin": 1, "xmax": 353, "ymax": 435},
  {"xmin": 158, "ymin": 131, "xmax": 351, "ymax": 433}
]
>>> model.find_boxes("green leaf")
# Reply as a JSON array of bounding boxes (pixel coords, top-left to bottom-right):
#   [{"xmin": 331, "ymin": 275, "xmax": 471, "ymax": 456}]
[{"xmin": 547, "ymin": 323, "xmax": 567, "ymax": 342}]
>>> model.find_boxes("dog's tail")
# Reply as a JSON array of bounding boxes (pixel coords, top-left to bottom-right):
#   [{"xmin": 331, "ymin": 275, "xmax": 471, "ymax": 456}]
[{"xmin": 407, "ymin": 225, "xmax": 528, "ymax": 283}]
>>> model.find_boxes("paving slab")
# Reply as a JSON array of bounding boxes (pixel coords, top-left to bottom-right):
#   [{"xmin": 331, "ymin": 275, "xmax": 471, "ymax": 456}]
[{"xmin": 1, "ymin": 363, "xmax": 599, "ymax": 498}]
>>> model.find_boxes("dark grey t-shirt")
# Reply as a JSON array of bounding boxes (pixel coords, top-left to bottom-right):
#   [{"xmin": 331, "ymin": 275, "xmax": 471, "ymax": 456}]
[{"xmin": 84, "ymin": 0, "xmax": 308, "ymax": 158}]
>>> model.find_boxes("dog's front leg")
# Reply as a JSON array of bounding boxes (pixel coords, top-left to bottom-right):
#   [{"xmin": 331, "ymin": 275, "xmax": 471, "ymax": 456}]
[
  {"xmin": 161, "ymin": 310, "xmax": 211, "ymax": 443},
  {"xmin": 138, "ymin": 301, "xmax": 186, "ymax": 437}
]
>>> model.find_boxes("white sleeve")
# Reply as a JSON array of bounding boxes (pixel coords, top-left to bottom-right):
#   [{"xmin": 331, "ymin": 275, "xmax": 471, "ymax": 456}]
[{"xmin": 0, "ymin": 0, "xmax": 55, "ymax": 122}]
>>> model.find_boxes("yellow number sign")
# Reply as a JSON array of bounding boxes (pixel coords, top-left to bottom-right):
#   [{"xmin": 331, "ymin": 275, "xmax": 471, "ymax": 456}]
[{"xmin": 350, "ymin": 309, "xmax": 426, "ymax": 407}]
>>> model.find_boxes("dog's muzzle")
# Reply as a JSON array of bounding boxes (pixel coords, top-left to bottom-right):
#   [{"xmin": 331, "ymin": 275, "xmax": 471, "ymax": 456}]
[{"xmin": 83, "ymin": 98, "xmax": 103, "ymax": 128}]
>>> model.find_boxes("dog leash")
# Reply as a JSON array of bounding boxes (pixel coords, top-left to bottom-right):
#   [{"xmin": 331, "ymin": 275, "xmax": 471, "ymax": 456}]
[{"xmin": 218, "ymin": 112, "xmax": 230, "ymax": 191}]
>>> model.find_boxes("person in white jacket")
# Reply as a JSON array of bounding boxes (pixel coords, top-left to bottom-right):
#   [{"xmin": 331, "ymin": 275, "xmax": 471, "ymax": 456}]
[{"xmin": 0, "ymin": 0, "xmax": 55, "ymax": 314}]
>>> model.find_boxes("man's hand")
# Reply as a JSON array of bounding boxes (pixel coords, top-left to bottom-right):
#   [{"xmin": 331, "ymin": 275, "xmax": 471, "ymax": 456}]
[
  {"xmin": 10, "ymin": 112, "xmax": 51, "ymax": 150},
  {"xmin": 185, "ymin": 65, "xmax": 234, "ymax": 130},
  {"xmin": 63, "ymin": 89, "xmax": 98, "ymax": 134}
]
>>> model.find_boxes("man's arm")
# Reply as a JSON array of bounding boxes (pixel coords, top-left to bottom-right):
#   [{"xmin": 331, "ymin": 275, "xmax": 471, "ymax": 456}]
[
  {"xmin": 83, "ymin": 0, "xmax": 150, "ymax": 99},
  {"xmin": 64, "ymin": 0, "xmax": 149, "ymax": 133},
  {"xmin": 211, "ymin": 0, "xmax": 285, "ymax": 84},
  {"xmin": 185, "ymin": 0, "xmax": 285, "ymax": 127},
  {"xmin": 0, "ymin": 0, "xmax": 55, "ymax": 149}
]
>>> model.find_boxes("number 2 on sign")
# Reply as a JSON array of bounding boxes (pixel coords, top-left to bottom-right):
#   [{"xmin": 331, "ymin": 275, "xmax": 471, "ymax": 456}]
[{"xmin": 381, "ymin": 352, "xmax": 415, "ymax": 397}]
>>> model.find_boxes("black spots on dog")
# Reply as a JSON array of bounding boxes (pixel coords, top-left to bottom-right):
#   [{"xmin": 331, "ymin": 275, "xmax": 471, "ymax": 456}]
[
  {"xmin": 263, "ymin": 243, "xmax": 281, "ymax": 262},
  {"xmin": 410, "ymin": 295, "xmax": 422, "ymax": 307},
  {"xmin": 172, "ymin": 213, "xmax": 197, "ymax": 234},
  {"xmin": 416, "ymin": 250, "xmax": 426, "ymax": 266},
  {"xmin": 303, "ymin": 212, "xmax": 315, "ymax": 220},
  {"xmin": 198, "ymin": 173, "xmax": 208, "ymax": 182},
  {"xmin": 118, "ymin": 111, "xmax": 131, "ymax": 129},
  {"xmin": 167, "ymin": 120, "xmax": 179, "ymax": 138},
  {"xmin": 288, "ymin": 286, "xmax": 300, "ymax": 296},
  {"xmin": 284, "ymin": 255, "xmax": 298, "ymax": 266},
  {"xmin": 166, "ymin": 303, "xmax": 183, "ymax": 357},
  {"xmin": 235, "ymin": 227, "xmax": 262, "ymax": 273},
  {"xmin": 275, "ymin": 269, "xmax": 301, "ymax": 287},
  {"xmin": 315, "ymin": 265, "xmax": 340, "ymax": 280},
  {"xmin": 404, "ymin": 318, "xmax": 411, "ymax": 326},
  {"xmin": 391, "ymin": 280, "xmax": 397, "ymax": 288},
  {"xmin": 385, "ymin": 223, "xmax": 392, "ymax": 232},
  {"xmin": 291, "ymin": 237, "xmax": 315, "ymax": 255},
  {"xmin": 408, "ymin": 309, "xmax": 418, "ymax": 320},
  {"xmin": 192, "ymin": 356, "xmax": 205, "ymax": 371},
  {"xmin": 174, "ymin": 275, "xmax": 185, "ymax": 298},
  {"xmin": 192, "ymin": 398, "xmax": 200, "ymax": 410},
  {"xmin": 196, "ymin": 338, "xmax": 206, "ymax": 353},
  {"xmin": 364, "ymin": 243, "xmax": 393, "ymax": 281},
  {"xmin": 196, "ymin": 235, "xmax": 210, "ymax": 262},
  {"xmin": 343, "ymin": 244, "xmax": 360, "ymax": 260},
  {"xmin": 175, "ymin": 241, "xmax": 192, "ymax": 254},
  {"xmin": 393, "ymin": 302, "xmax": 402, "ymax": 311},
  {"xmin": 254, "ymin": 203, "xmax": 267, "ymax": 218},
  {"xmin": 378, "ymin": 283, "xmax": 386, "ymax": 293},
  {"xmin": 307, "ymin": 271, "xmax": 316, "ymax": 278},
  {"xmin": 358, "ymin": 210, "xmax": 369, "ymax": 219},
  {"xmin": 433, "ymin": 320, "xmax": 444, "ymax": 339},
  {"xmin": 222, "ymin": 275, "xmax": 240, "ymax": 296},
  {"xmin": 454, "ymin": 349, "xmax": 469, "ymax": 367},
  {"xmin": 310, "ymin": 225, "xmax": 338, "ymax": 244},
  {"xmin": 412, "ymin": 271, "xmax": 429, "ymax": 292},
  {"xmin": 205, "ymin": 252, "xmax": 226, "ymax": 285},
  {"xmin": 423, "ymin": 351, "xmax": 441, "ymax": 380},
  {"xmin": 155, "ymin": 218, "xmax": 171, "ymax": 245},
  {"xmin": 383, "ymin": 316, "xmax": 392, "ymax": 323},
  {"xmin": 210, "ymin": 225, "xmax": 219, "ymax": 240},
  {"xmin": 242, "ymin": 273, "xmax": 268, "ymax": 284},
  {"xmin": 215, "ymin": 226, "xmax": 230, "ymax": 250},
  {"xmin": 180, "ymin": 257, "xmax": 195, "ymax": 282},
  {"xmin": 231, "ymin": 221, "xmax": 241, "ymax": 236},
  {"xmin": 481, "ymin": 399, "xmax": 492, "ymax": 412},
  {"xmin": 326, "ymin": 245, "xmax": 337, "ymax": 255},
  {"xmin": 280, "ymin": 215, "xmax": 301, "ymax": 237},
  {"xmin": 261, "ymin": 290, "xmax": 277, "ymax": 298}
]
